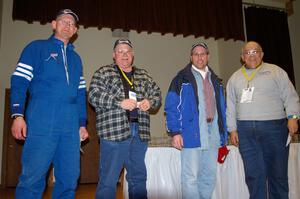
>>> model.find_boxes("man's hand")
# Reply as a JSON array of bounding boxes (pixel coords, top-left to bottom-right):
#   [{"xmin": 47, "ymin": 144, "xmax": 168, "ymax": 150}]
[
  {"xmin": 230, "ymin": 131, "xmax": 239, "ymax": 146},
  {"xmin": 79, "ymin": 127, "xmax": 89, "ymax": 141},
  {"xmin": 172, "ymin": 134, "xmax": 183, "ymax": 150},
  {"xmin": 288, "ymin": 119, "xmax": 298, "ymax": 136},
  {"xmin": 120, "ymin": 99, "xmax": 137, "ymax": 111},
  {"xmin": 11, "ymin": 117, "xmax": 27, "ymax": 140},
  {"xmin": 138, "ymin": 99, "xmax": 151, "ymax": 111}
]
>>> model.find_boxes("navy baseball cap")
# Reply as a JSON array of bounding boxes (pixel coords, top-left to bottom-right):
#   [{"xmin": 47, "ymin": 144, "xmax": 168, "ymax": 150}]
[
  {"xmin": 56, "ymin": 9, "xmax": 79, "ymax": 23},
  {"xmin": 113, "ymin": 39, "xmax": 133, "ymax": 49},
  {"xmin": 191, "ymin": 42, "xmax": 209, "ymax": 53}
]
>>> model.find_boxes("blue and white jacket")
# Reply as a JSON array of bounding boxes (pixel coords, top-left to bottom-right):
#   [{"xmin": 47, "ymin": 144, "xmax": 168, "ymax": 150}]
[
  {"xmin": 10, "ymin": 35, "xmax": 87, "ymax": 127},
  {"xmin": 165, "ymin": 63, "xmax": 227, "ymax": 148}
]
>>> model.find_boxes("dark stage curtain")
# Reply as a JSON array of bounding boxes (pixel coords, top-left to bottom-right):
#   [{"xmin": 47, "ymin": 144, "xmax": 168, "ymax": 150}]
[
  {"xmin": 244, "ymin": 6, "xmax": 295, "ymax": 85},
  {"xmin": 12, "ymin": 0, "xmax": 244, "ymax": 41}
]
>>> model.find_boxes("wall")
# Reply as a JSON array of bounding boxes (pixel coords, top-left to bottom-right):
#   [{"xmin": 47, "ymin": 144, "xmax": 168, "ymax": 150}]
[
  {"xmin": 289, "ymin": 0, "xmax": 300, "ymax": 93},
  {"xmin": 0, "ymin": 0, "xmax": 2, "ymax": 46},
  {"xmin": 217, "ymin": 39, "xmax": 244, "ymax": 86}
]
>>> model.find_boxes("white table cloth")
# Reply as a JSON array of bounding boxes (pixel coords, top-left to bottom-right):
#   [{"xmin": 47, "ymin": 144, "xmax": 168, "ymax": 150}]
[
  {"xmin": 288, "ymin": 143, "xmax": 300, "ymax": 199},
  {"xmin": 124, "ymin": 143, "xmax": 300, "ymax": 199}
]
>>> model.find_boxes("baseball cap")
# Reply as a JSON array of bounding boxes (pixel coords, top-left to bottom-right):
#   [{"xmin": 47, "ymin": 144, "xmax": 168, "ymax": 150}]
[
  {"xmin": 113, "ymin": 39, "xmax": 133, "ymax": 49},
  {"xmin": 191, "ymin": 42, "xmax": 209, "ymax": 53},
  {"xmin": 56, "ymin": 9, "xmax": 79, "ymax": 23}
]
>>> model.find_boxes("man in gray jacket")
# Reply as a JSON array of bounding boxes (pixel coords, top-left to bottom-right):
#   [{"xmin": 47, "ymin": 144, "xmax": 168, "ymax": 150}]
[{"xmin": 226, "ymin": 41, "xmax": 299, "ymax": 199}]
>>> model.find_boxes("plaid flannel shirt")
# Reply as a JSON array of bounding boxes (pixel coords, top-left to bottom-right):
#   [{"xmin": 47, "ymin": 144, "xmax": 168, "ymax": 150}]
[{"xmin": 89, "ymin": 64, "xmax": 161, "ymax": 141}]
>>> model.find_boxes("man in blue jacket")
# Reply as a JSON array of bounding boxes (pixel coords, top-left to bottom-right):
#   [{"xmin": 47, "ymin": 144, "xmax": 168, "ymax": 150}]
[
  {"xmin": 165, "ymin": 42, "xmax": 227, "ymax": 199},
  {"xmin": 10, "ymin": 9, "xmax": 89, "ymax": 199}
]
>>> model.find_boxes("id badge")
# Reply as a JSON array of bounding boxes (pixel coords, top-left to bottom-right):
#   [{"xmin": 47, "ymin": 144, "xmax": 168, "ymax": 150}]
[
  {"xmin": 240, "ymin": 87, "xmax": 254, "ymax": 103},
  {"xmin": 129, "ymin": 91, "xmax": 137, "ymax": 101}
]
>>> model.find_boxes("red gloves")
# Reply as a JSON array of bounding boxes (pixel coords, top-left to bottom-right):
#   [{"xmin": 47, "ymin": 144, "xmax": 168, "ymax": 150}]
[{"xmin": 218, "ymin": 145, "xmax": 230, "ymax": 164}]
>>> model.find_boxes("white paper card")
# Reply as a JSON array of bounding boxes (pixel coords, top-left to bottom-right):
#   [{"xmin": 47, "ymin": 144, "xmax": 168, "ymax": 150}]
[
  {"xmin": 240, "ymin": 87, "xmax": 255, "ymax": 103},
  {"xmin": 286, "ymin": 134, "xmax": 291, "ymax": 147},
  {"xmin": 129, "ymin": 91, "xmax": 137, "ymax": 101}
]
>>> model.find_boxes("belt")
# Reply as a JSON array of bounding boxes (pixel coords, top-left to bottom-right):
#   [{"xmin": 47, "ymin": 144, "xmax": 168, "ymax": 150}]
[
  {"xmin": 29, "ymin": 96, "xmax": 76, "ymax": 104},
  {"xmin": 129, "ymin": 118, "xmax": 139, "ymax": 123},
  {"xmin": 206, "ymin": 118, "xmax": 213, "ymax": 123}
]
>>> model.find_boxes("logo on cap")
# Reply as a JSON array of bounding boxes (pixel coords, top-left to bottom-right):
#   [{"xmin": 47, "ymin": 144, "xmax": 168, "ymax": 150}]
[{"xmin": 113, "ymin": 39, "xmax": 133, "ymax": 49}]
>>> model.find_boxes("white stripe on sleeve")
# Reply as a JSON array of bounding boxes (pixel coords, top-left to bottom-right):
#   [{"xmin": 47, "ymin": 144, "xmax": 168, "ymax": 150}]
[
  {"xmin": 78, "ymin": 85, "xmax": 86, "ymax": 89},
  {"xmin": 16, "ymin": 67, "xmax": 33, "ymax": 78},
  {"xmin": 13, "ymin": 71, "xmax": 32, "ymax": 81},
  {"xmin": 18, "ymin": 62, "xmax": 33, "ymax": 71}
]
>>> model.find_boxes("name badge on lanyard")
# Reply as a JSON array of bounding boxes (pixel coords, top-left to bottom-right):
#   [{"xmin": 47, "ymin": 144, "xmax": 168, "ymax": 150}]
[
  {"xmin": 129, "ymin": 90, "xmax": 137, "ymax": 101},
  {"xmin": 240, "ymin": 87, "xmax": 254, "ymax": 103},
  {"xmin": 240, "ymin": 65, "xmax": 261, "ymax": 104}
]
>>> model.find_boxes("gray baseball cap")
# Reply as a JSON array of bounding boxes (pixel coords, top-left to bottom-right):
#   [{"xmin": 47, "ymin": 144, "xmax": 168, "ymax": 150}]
[
  {"xmin": 191, "ymin": 42, "xmax": 209, "ymax": 53},
  {"xmin": 113, "ymin": 39, "xmax": 133, "ymax": 49},
  {"xmin": 56, "ymin": 9, "xmax": 79, "ymax": 23}
]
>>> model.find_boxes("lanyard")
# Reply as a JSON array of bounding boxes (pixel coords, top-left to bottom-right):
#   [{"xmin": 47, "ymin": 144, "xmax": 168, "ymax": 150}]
[
  {"xmin": 241, "ymin": 64, "xmax": 261, "ymax": 87},
  {"xmin": 117, "ymin": 65, "xmax": 134, "ymax": 88}
]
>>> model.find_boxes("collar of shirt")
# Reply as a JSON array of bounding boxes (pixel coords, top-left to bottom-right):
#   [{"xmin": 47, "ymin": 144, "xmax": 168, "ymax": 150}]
[{"xmin": 192, "ymin": 64, "xmax": 209, "ymax": 79}]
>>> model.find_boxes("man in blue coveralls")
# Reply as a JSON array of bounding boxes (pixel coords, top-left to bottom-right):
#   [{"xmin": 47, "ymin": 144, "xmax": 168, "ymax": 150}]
[{"xmin": 10, "ymin": 9, "xmax": 89, "ymax": 199}]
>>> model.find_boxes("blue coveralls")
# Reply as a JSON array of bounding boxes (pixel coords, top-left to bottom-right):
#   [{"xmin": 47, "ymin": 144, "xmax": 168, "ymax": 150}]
[{"xmin": 10, "ymin": 35, "xmax": 87, "ymax": 199}]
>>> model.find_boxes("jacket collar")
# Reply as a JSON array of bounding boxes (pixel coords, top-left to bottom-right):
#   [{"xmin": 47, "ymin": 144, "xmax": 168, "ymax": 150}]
[
  {"xmin": 179, "ymin": 63, "xmax": 217, "ymax": 77},
  {"xmin": 49, "ymin": 35, "xmax": 75, "ymax": 50}
]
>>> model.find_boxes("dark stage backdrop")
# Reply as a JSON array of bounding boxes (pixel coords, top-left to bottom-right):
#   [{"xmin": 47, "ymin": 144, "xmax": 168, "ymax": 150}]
[
  {"xmin": 12, "ymin": 0, "xmax": 244, "ymax": 41},
  {"xmin": 244, "ymin": 6, "xmax": 295, "ymax": 85}
]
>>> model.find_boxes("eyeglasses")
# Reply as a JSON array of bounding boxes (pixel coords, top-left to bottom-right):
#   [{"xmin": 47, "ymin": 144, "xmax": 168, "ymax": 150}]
[
  {"xmin": 192, "ymin": 52, "xmax": 207, "ymax": 57},
  {"xmin": 243, "ymin": 50, "xmax": 261, "ymax": 56},
  {"xmin": 115, "ymin": 49, "xmax": 133, "ymax": 55},
  {"xmin": 58, "ymin": 19, "xmax": 76, "ymax": 28}
]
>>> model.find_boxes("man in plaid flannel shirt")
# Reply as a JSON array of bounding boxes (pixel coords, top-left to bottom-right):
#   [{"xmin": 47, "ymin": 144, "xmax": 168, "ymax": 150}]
[{"xmin": 89, "ymin": 39, "xmax": 161, "ymax": 199}]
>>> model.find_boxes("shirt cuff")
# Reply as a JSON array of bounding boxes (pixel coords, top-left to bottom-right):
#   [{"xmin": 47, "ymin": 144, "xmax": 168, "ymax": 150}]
[{"xmin": 11, "ymin": 114, "xmax": 24, "ymax": 119}]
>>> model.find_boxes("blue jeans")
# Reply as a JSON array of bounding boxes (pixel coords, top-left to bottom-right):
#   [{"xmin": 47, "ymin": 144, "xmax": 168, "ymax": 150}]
[
  {"xmin": 181, "ymin": 123, "xmax": 219, "ymax": 199},
  {"xmin": 95, "ymin": 123, "xmax": 148, "ymax": 199},
  {"xmin": 237, "ymin": 119, "xmax": 289, "ymax": 199}
]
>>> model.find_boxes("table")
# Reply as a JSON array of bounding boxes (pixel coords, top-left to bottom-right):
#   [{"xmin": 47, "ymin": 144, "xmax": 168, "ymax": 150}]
[
  {"xmin": 124, "ymin": 143, "xmax": 300, "ymax": 199},
  {"xmin": 288, "ymin": 143, "xmax": 300, "ymax": 199}
]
